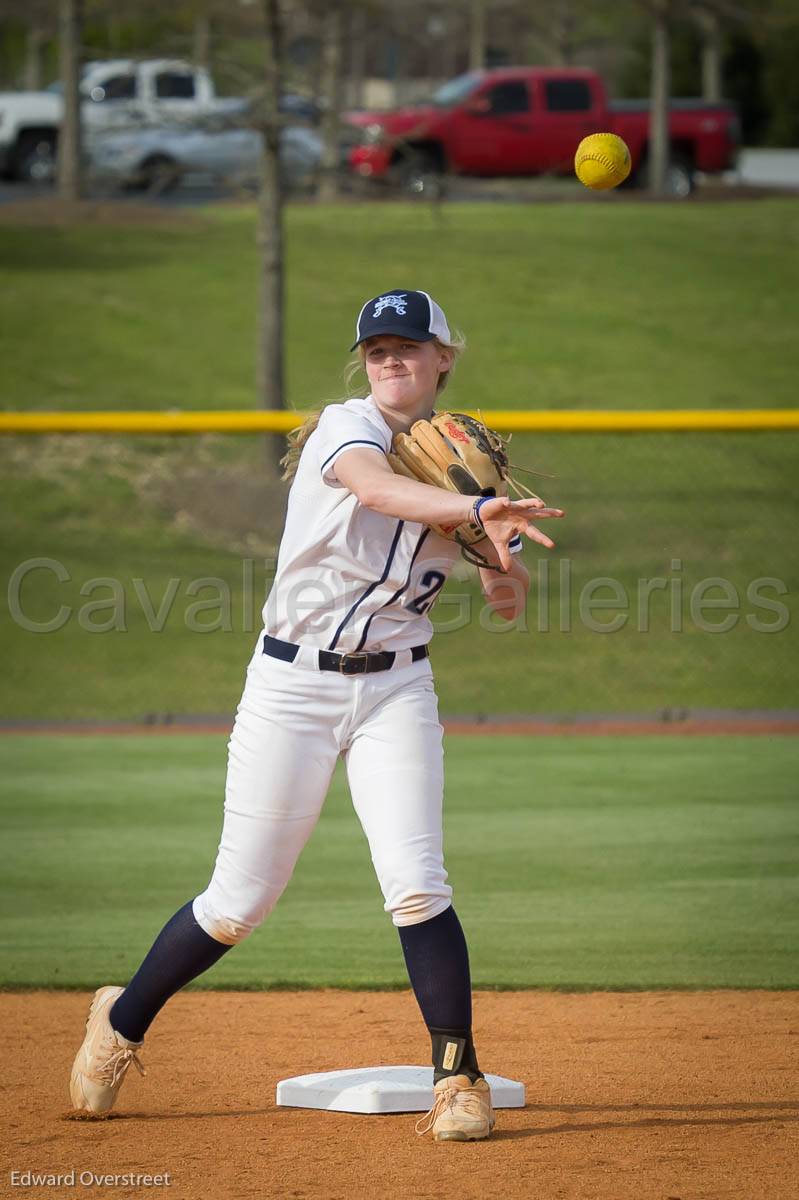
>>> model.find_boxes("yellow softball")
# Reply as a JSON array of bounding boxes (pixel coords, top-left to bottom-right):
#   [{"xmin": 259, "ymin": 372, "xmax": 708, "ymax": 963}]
[{"xmin": 574, "ymin": 132, "xmax": 631, "ymax": 190}]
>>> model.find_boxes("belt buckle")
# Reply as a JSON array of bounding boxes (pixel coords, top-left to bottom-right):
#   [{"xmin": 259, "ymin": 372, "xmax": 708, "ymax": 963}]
[{"xmin": 338, "ymin": 652, "xmax": 370, "ymax": 675}]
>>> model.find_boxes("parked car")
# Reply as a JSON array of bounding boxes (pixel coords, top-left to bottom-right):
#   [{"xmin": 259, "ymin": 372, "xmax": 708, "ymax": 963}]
[
  {"xmin": 279, "ymin": 92, "xmax": 320, "ymax": 124},
  {"xmin": 88, "ymin": 120, "xmax": 324, "ymax": 191},
  {"xmin": 345, "ymin": 67, "xmax": 739, "ymax": 197},
  {"xmin": 0, "ymin": 58, "xmax": 247, "ymax": 182}
]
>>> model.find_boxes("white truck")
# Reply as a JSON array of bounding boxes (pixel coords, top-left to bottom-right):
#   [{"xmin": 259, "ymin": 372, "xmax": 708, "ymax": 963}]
[{"xmin": 0, "ymin": 58, "xmax": 247, "ymax": 181}]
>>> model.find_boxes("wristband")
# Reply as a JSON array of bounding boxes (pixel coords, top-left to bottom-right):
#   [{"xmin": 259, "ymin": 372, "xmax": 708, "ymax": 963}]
[{"xmin": 471, "ymin": 496, "xmax": 491, "ymax": 532}]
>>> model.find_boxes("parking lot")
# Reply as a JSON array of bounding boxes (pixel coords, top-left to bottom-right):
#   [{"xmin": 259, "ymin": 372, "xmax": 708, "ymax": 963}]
[{"xmin": 1, "ymin": 148, "xmax": 796, "ymax": 213}]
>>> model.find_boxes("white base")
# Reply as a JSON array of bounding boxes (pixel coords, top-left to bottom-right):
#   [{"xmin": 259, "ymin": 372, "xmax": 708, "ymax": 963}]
[{"xmin": 275, "ymin": 1065, "xmax": 525, "ymax": 1115}]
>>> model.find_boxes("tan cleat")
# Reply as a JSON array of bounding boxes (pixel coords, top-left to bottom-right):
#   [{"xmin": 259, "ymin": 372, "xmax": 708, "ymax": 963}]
[
  {"xmin": 415, "ymin": 1074, "xmax": 495, "ymax": 1142},
  {"xmin": 69, "ymin": 986, "xmax": 145, "ymax": 1116}
]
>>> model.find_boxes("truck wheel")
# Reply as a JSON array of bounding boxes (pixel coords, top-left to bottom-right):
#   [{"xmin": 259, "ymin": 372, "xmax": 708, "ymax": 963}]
[
  {"xmin": 665, "ymin": 156, "xmax": 694, "ymax": 198},
  {"xmin": 632, "ymin": 154, "xmax": 694, "ymax": 198},
  {"xmin": 133, "ymin": 155, "xmax": 181, "ymax": 194},
  {"xmin": 13, "ymin": 132, "xmax": 57, "ymax": 184},
  {"xmin": 396, "ymin": 149, "xmax": 445, "ymax": 199}
]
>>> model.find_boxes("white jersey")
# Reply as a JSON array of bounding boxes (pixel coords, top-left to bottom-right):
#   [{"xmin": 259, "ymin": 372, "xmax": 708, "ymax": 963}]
[{"xmin": 261, "ymin": 395, "xmax": 520, "ymax": 654}]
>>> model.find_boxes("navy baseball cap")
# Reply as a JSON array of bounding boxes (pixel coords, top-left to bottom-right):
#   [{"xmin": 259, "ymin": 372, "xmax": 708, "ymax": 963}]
[{"xmin": 350, "ymin": 289, "xmax": 451, "ymax": 351}]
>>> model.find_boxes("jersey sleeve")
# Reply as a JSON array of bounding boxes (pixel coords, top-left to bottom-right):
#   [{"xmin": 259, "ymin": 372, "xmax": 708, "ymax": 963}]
[
  {"xmin": 509, "ymin": 534, "xmax": 523, "ymax": 555},
  {"xmin": 316, "ymin": 404, "xmax": 391, "ymax": 488}
]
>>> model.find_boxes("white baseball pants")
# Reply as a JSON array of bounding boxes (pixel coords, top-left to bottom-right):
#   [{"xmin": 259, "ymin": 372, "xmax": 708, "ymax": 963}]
[{"xmin": 193, "ymin": 648, "xmax": 452, "ymax": 944}]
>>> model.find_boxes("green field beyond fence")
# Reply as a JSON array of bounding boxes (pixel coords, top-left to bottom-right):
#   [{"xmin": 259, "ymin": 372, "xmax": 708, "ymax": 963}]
[
  {"xmin": 1, "ymin": 200, "xmax": 797, "ymax": 718},
  {"xmin": 1, "ymin": 733, "xmax": 797, "ymax": 991}
]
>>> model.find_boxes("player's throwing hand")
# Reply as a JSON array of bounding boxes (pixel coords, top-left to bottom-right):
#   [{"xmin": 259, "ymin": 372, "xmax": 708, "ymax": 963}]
[{"xmin": 478, "ymin": 495, "xmax": 564, "ymax": 568}]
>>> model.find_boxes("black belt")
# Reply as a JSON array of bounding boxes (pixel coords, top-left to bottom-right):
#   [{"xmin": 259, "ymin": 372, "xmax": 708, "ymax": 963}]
[{"xmin": 263, "ymin": 633, "xmax": 429, "ymax": 676}]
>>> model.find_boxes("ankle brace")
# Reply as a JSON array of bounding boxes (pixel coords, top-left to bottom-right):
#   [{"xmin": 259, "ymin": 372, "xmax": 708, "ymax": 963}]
[{"xmin": 430, "ymin": 1027, "xmax": 482, "ymax": 1084}]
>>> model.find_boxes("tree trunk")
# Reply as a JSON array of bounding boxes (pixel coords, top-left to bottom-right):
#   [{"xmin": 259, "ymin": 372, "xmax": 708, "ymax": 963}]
[
  {"xmin": 317, "ymin": 1, "xmax": 343, "ymax": 202},
  {"xmin": 22, "ymin": 23, "xmax": 46, "ymax": 90},
  {"xmin": 57, "ymin": 0, "xmax": 82, "ymax": 203},
  {"xmin": 437, "ymin": 18, "xmax": 458, "ymax": 83},
  {"xmin": 552, "ymin": 1, "xmax": 575, "ymax": 66},
  {"xmin": 697, "ymin": 6, "xmax": 722, "ymax": 103},
  {"xmin": 391, "ymin": 35, "xmax": 409, "ymax": 107},
  {"xmin": 469, "ymin": 0, "xmax": 485, "ymax": 71},
  {"xmin": 193, "ymin": 12, "xmax": 211, "ymax": 69},
  {"xmin": 193, "ymin": 10, "xmax": 212, "ymax": 70},
  {"xmin": 649, "ymin": 4, "xmax": 671, "ymax": 197},
  {"xmin": 347, "ymin": 4, "xmax": 366, "ymax": 110},
  {"xmin": 256, "ymin": 0, "xmax": 285, "ymax": 472}
]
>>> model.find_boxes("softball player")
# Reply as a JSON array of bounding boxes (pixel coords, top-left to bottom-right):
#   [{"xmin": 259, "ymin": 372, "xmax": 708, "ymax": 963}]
[{"xmin": 69, "ymin": 289, "xmax": 562, "ymax": 1142}]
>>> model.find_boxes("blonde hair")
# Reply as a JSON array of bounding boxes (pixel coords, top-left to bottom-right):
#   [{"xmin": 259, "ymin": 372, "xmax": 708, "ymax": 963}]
[{"xmin": 280, "ymin": 331, "xmax": 466, "ymax": 483}]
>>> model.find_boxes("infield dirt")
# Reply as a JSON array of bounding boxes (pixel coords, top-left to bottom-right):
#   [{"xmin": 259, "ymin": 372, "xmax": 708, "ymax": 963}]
[{"xmin": 2, "ymin": 990, "xmax": 797, "ymax": 1199}]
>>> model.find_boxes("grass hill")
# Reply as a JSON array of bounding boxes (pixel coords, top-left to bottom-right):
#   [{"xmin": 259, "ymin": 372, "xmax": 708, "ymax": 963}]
[{"xmin": 1, "ymin": 198, "xmax": 796, "ymax": 718}]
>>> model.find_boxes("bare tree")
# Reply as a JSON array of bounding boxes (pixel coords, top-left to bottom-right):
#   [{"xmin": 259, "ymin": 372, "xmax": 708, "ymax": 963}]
[
  {"xmin": 192, "ymin": 3, "xmax": 213, "ymax": 69},
  {"xmin": 429, "ymin": 6, "xmax": 460, "ymax": 82},
  {"xmin": 648, "ymin": 0, "xmax": 671, "ymax": 194},
  {"xmin": 469, "ymin": 0, "xmax": 486, "ymax": 70},
  {"xmin": 538, "ymin": 0, "xmax": 580, "ymax": 64},
  {"xmin": 56, "ymin": 0, "xmax": 82, "ymax": 201},
  {"xmin": 22, "ymin": 21, "xmax": 47, "ymax": 90},
  {"xmin": 645, "ymin": 0, "xmax": 755, "ymax": 192},
  {"xmin": 316, "ymin": 0, "xmax": 344, "ymax": 201},
  {"xmin": 347, "ymin": 3, "xmax": 368, "ymax": 109},
  {"xmin": 691, "ymin": 1, "xmax": 723, "ymax": 101},
  {"xmin": 255, "ymin": 0, "xmax": 285, "ymax": 468},
  {"xmin": 0, "ymin": 0, "xmax": 55, "ymax": 90},
  {"xmin": 516, "ymin": 0, "xmax": 639, "ymax": 73},
  {"xmin": 689, "ymin": 0, "xmax": 775, "ymax": 108}
]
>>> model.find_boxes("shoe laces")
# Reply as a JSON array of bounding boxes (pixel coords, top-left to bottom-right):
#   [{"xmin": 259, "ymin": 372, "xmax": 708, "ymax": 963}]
[
  {"xmin": 415, "ymin": 1080, "xmax": 482, "ymax": 1136},
  {"xmin": 96, "ymin": 1036, "xmax": 146, "ymax": 1088}
]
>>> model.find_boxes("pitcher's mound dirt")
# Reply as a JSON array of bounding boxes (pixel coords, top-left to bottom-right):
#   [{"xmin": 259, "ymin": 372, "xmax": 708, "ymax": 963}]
[{"xmin": 3, "ymin": 990, "xmax": 797, "ymax": 1200}]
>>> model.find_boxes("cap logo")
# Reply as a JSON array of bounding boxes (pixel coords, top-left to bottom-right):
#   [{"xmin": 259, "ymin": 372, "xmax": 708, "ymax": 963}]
[{"xmin": 373, "ymin": 293, "xmax": 408, "ymax": 318}]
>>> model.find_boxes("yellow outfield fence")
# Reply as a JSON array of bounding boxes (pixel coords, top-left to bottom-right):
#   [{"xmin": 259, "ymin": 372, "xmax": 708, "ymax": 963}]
[{"xmin": 0, "ymin": 409, "xmax": 798, "ymax": 435}]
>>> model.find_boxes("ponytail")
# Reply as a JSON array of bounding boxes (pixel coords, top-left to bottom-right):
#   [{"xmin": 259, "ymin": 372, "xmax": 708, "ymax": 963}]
[{"xmin": 280, "ymin": 410, "xmax": 323, "ymax": 482}]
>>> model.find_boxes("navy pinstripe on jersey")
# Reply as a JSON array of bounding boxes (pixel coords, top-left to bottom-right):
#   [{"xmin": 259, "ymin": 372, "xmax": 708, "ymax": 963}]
[
  {"xmin": 353, "ymin": 529, "xmax": 432, "ymax": 652},
  {"xmin": 327, "ymin": 520, "xmax": 406, "ymax": 651}
]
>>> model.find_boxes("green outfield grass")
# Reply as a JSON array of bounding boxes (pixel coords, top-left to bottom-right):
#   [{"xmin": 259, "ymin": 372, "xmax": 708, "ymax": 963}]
[
  {"xmin": 1, "ymin": 427, "xmax": 794, "ymax": 718},
  {"xmin": 1, "ymin": 200, "xmax": 797, "ymax": 719},
  {"xmin": 2, "ymin": 200, "xmax": 798, "ymax": 414},
  {"xmin": 1, "ymin": 733, "xmax": 797, "ymax": 990}
]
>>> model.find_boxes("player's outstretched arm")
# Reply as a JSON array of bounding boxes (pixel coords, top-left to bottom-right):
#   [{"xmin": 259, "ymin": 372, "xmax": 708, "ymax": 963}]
[
  {"xmin": 335, "ymin": 448, "xmax": 562, "ymax": 570},
  {"xmin": 336, "ymin": 446, "xmax": 477, "ymax": 527}
]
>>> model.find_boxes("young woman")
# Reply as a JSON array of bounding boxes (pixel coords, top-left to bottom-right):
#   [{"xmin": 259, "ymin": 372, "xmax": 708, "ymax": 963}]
[{"xmin": 70, "ymin": 289, "xmax": 562, "ymax": 1142}]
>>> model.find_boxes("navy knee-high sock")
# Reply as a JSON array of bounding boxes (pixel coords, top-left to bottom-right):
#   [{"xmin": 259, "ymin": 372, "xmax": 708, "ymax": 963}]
[
  {"xmin": 398, "ymin": 905, "xmax": 482, "ymax": 1083},
  {"xmin": 110, "ymin": 901, "xmax": 231, "ymax": 1043}
]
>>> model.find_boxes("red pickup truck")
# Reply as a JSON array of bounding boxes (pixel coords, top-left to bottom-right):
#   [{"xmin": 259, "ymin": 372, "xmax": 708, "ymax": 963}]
[{"xmin": 346, "ymin": 67, "xmax": 739, "ymax": 197}]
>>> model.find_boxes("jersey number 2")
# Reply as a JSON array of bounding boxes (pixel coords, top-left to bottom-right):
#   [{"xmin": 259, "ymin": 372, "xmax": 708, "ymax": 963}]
[{"xmin": 407, "ymin": 570, "xmax": 446, "ymax": 615}]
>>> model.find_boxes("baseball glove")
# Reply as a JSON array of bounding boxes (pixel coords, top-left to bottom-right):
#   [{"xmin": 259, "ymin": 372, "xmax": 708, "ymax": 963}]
[{"xmin": 387, "ymin": 411, "xmax": 538, "ymax": 570}]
